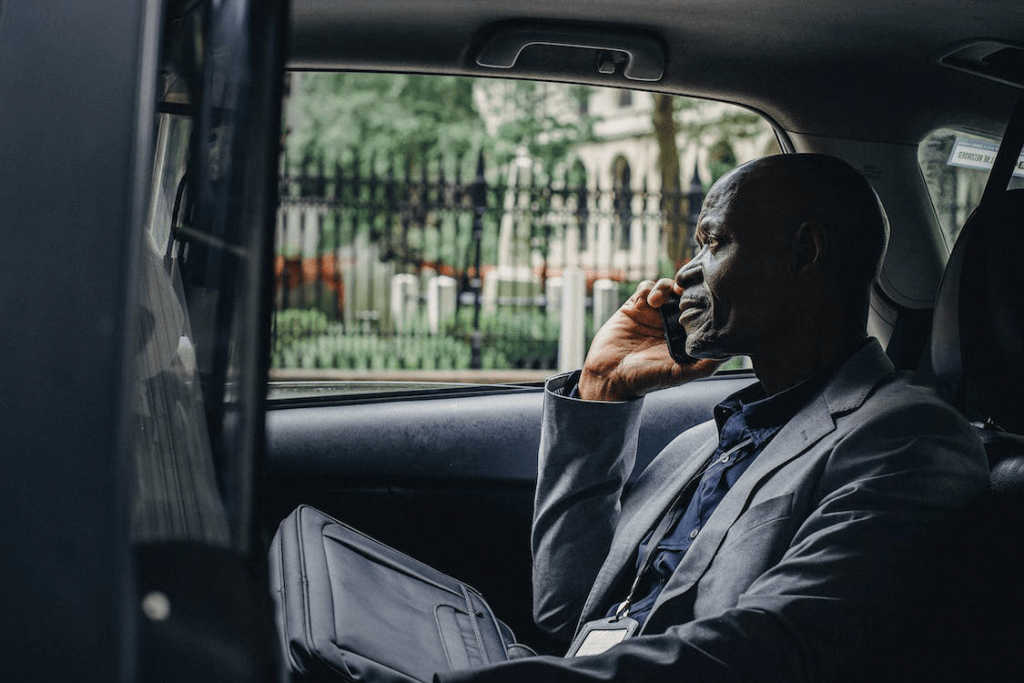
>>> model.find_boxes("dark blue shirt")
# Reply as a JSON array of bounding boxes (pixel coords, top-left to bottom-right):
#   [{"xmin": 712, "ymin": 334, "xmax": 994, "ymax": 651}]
[{"xmin": 613, "ymin": 370, "xmax": 835, "ymax": 627}]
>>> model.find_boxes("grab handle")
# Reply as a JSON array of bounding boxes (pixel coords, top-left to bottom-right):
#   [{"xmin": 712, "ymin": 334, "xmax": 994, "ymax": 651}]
[{"xmin": 475, "ymin": 24, "xmax": 665, "ymax": 82}]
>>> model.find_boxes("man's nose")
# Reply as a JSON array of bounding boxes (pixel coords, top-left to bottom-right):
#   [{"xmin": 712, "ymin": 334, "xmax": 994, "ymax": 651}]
[{"xmin": 675, "ymin": 253, "xmax": 702, "ymax": 289}]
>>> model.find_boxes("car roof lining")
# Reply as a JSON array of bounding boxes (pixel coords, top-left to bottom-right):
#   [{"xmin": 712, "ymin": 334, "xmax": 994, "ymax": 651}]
[{"xmin": 288, "ymin": 0, "xmax": 1024, "ymax": 145}]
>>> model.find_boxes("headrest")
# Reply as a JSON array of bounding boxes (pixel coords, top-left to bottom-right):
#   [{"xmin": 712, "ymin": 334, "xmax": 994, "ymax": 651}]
[{"xmin": 930, "ymin": 188, "xmax": 1024, "ymax": 434}]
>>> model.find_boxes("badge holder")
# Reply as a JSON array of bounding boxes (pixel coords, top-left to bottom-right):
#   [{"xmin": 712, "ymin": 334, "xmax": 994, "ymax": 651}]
[
  {"xmin": 566, "ymin": 612, "xmax": 639, "ymax": 657},
  {"xmin": 566, "ymin": 438, "xmax": 754, "ymax": 658}
]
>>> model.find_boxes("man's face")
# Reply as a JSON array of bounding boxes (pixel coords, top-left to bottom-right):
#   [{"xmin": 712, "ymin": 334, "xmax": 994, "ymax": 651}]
[{"xmin": 674, "ymin": 172, "xmax": 794, "ymax": 359}]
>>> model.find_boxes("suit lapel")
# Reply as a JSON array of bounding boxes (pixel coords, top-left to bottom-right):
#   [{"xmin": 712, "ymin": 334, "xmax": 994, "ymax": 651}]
[
  {"xmin": 578, "ymin": 421, "xmax": 719, "ymax": 625},
  {"xmin": 575, "ymin": 340, "xmax": 896, "ymax": 632},
  {"xmin": 645, "ymin": 340, "xmax": 897, "ymax": 620},
  {"xmin": 649, "ymin": 393, "xmax": 838, "ymax": 610}
]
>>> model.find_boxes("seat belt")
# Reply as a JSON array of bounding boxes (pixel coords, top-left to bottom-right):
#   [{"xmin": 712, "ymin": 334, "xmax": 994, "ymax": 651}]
[{"xmin": 980, "ymin": 90, "xmax": 1024, "ymax": 206}]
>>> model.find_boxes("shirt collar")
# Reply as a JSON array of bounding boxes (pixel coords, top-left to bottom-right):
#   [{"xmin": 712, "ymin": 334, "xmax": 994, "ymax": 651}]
[{"xmin": 713, "ymin": 339, "xmax": 871, "ymax": 447}]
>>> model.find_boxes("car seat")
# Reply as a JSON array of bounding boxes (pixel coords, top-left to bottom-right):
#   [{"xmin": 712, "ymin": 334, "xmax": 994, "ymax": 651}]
[{"xmin": 928, "ymin": 127, "xmax": 1024, "ymax": 679}]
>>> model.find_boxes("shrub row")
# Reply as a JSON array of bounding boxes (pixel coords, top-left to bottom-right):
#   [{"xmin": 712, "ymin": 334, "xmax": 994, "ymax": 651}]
[{"xmin": 272, "ymin": 306, "xmax": 602, "ymax": 372}]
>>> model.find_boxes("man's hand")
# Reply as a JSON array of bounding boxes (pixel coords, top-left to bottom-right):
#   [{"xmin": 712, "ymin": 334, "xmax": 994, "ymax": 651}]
[{"xmin": 577, "ymin": 279, "xmax": 724, "ymax": 401}]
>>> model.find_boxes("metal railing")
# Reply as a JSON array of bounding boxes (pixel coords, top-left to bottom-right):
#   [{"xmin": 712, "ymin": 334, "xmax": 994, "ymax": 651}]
[{"xmin": 273, "ymin": 151, "xmax": 702, "ymax": 373}]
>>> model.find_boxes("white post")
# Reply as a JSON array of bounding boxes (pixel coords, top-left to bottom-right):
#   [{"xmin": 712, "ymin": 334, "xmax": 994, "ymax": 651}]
[
  {"xmin": 427, "ymin": 275, "xmax": 457, "ymax": 335},
  {"xmin": 558, "ymin": 267, "xmax": 586, "ymax": 371},
  {"xmin": 546, "ymin": 276, "xmax": 563, "ymax": 323},
  {"xmin": 352, "ymin": 234, "xmax": 372, "ymax": 324},
  {"xmin": 375, "ymin": 255, "xmax": 395, "ymax": 331},
  {"xmin": 284, "ymin": 203, "xmax": 303, "ymax": 256},
  {"xmin": 390, "ymin": 273, "xmax": 419, "ymax": 334},
  {"xmin": 592, "ymin": 278, "xmax": 620, "ymax": 333},
  {"xmin": 482, "ymin": 268, "xmax": 498, "ymax": 314}
]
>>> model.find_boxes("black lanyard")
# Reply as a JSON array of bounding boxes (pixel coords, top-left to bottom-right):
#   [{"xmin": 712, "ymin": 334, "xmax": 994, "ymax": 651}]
[{"xmin": 613, "ymin": 437, "xmax": 754, "ymax": 620}]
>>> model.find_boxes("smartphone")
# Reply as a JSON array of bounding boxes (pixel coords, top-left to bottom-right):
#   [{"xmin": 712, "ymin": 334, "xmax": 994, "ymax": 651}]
[{"xmin": 660, "ymin": 298, "xmax": 697, "ymax": 365}]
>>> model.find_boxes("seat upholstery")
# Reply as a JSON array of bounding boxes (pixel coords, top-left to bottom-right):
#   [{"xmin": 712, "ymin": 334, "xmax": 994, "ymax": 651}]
[
  {"xmin": 932, "ymin": 188, "xmax": 1024, "ymax": 434},
  {"xmin": 928, "ymin": 187, "xmax": 1024, "ymax": 680}
]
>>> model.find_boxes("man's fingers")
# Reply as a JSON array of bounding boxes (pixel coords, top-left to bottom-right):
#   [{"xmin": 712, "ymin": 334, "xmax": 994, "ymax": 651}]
[
  {"xmin": 631, "ymin": 279, "xmax": 656, "ymax": 302},
  {"xmin": 629, "ymin": 279, "xmax": 677, "ymax": 308},
  {"xmin": 647, "ymin": 278, "xmax": 680, "ymax": 309}
]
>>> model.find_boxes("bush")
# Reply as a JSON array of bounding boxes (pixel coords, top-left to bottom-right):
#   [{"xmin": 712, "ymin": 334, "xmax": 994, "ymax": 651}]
[
  {"xmin": 272, "ymin": 306, "xmax": 565, "ymax": 371},
  {"xmin": 273, "ymin": 309, "xmax": 330, "ymax": 351},
  {"xmin": 272, "ymin": 319, "xmax": 475, "ymax": 371},
  {"xmin": 447, "ymin": 307, "xmax": 561, "ymax": 370}
]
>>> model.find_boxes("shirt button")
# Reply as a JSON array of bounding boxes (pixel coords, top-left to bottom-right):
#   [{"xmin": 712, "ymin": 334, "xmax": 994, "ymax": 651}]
[
  {"xmin": 689, "ymin": 528, "xmax": 699, "ymax": 539},
  {"xmin": 720, "ymin": 454, "xmax": 730, "ymax": 463}
]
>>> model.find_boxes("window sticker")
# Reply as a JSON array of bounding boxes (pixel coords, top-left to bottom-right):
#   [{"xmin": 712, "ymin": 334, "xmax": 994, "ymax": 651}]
[{"xmin": 947, "ymin": 137, "xmax": 1024, "ymax": 177}]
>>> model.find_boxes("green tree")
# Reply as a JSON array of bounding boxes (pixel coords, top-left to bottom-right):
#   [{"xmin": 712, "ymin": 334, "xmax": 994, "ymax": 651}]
[
  {"xmin": 285, "ymin": 72, "xmax": 487, "ymax": 171},
  {"xmin": 650, "ymin": 96, "xmax": 774, "ymax": 268},
  {"xmin": 285, "ymin": 74, "xmax": 597, "ymax": 181},
  {"xmin": 707, "ymin": 139, "xmax": 738, "ymax": 186},
  {"xmin": 474, "ymin": 81, "xmax": 598, "ymax": 178},
  {"xmin": 652, "ymin": 93, "xmax": 687, "ymax": 269}
]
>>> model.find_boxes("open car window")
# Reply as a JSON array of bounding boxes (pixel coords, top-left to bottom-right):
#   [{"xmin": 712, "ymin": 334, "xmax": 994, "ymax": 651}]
[{"xmin": 268, "ymin": 74, "xmax": 777, "ymax": 401}]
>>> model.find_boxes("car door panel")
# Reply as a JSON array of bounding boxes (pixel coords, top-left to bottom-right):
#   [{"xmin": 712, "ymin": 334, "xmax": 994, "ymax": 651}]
[{"xmin": 263, "ymin": 374, "xmax": 751, "ymax": 650}]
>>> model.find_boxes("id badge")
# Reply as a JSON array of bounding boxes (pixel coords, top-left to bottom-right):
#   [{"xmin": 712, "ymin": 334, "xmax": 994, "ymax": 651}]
[{"xmin": 566, "ymin": 616, "xmax": 639, "ymax": 657}]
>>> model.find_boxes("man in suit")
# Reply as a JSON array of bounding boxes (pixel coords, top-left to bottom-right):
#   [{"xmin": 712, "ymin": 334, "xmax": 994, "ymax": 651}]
[{"xmin": 438, "ymin": 154, "xmax": 987, "ymax": 682}]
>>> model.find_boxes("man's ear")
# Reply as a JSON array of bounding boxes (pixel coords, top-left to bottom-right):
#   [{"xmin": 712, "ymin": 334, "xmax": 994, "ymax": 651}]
[{"xmin": 791, "ymin": 221, "xmax": 827, "ymax": 283}]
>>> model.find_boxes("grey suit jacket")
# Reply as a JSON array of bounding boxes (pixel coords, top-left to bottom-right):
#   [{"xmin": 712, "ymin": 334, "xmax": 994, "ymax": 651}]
[{"xmin": 441, "ymin": 340, "xmax": 987, "ymax": 683}]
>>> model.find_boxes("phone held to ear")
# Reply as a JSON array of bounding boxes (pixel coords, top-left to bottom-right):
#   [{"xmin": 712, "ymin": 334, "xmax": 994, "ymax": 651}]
[{"xmin": 660, "ymin": 298, "xmax": 697, "ymax": 365}]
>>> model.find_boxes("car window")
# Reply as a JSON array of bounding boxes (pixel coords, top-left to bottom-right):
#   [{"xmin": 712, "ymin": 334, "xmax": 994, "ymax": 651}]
[
  {"xmin": 130, "ymin": 0, "xmax": 281, "ymax": 553},
  {"xmin": 918, "ymin": 128, "xmax": 1024, "ymax": 249},
  {"xmin": 269, "ymin": 74, "xmax": 778, "ymax": 401},
  {"xmin": 132, "ymin": 106, "xmax": 233, "ymax": 545}
]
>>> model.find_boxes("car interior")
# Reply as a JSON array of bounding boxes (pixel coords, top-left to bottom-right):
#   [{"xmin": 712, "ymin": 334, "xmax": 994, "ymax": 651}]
[{"xmin": 2, "ymin": 0, "xmax": 1023, "ymax": 680}]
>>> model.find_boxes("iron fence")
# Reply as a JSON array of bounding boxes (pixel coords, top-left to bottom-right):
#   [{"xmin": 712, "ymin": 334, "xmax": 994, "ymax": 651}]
[{"xmin": 272, "ymin": 151, "xmax": 701, "ymax": 372}]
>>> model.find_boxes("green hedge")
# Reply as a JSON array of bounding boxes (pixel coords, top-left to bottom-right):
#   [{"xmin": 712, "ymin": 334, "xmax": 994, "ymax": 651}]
[
  {"xmin": 271, "ymin": 307, "xmax": 748, "ymax": 374},
  {"xmin": 275, "ymin": 328, "xmax": 478, "ymax": 370},
  {"xmin": 271, "ymin": 307, "xmax": 560, "ymax": 371}
]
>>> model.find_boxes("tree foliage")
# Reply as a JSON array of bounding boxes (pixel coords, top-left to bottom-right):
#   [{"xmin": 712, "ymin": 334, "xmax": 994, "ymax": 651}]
[
  {"xmin": 283, "ymin": 71, "xmax": 775, "ymax": 275},
  {"xmin": 285, "ymin": 74, "xmax": 596, "ymax": 179},
  {"xmin": 285, "ymin": 72, "xmax": 488, "ymax": 171},
  {"xmin": 474, "ymin": 81, "xmax": 598, "ymax": 177},
  {"xmin": 650, "ymin": 95, "xmax": 775, "ymax": 268}
]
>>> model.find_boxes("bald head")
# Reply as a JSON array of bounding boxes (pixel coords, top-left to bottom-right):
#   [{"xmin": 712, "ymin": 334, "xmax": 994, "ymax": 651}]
[
  {"xmin": 716, "ymin": 154, "xmax": 889, "ymax": 312},
  {"xmin": 676, "ymin": 153, "xmax": 890, "ymax": 382}
]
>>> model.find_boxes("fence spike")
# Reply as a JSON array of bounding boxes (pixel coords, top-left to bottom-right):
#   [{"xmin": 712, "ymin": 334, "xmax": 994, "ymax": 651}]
[
  {"xmin": 436, "ymin": 155, "xmax": 447, "ymax": 213},
  {"xmin": 472, "ymin": 150, "xmax": 486, "ymax": 213},
  {"xmin": 469, "ymin": 149, "xmax": 487, "ymax": 370},
  {"xmin": 420, "ymin": 155, "xmax": 429, "ymax": 209}
]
